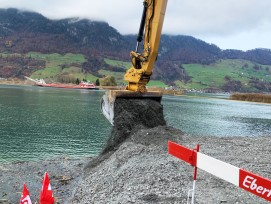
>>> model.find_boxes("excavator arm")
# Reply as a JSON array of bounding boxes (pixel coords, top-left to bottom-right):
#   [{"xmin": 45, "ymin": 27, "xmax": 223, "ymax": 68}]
[
  {"xmin": 124, "ymin": 0, "xmax": 168, "ymax": 92},
  {"xmin": 101, "ymin": 0, "xmax": 168, "ymax": 125}
]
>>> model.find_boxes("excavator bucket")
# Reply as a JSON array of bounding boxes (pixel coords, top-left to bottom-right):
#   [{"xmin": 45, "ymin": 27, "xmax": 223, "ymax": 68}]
[{"xmin": 101, "ymin": 90, "xmax": 162, "ymax": 125}]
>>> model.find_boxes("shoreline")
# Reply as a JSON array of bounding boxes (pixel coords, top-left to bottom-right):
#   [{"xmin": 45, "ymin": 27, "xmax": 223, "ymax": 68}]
[
  {"xmin": 0, "ymin": 80, "xmax": 186, "ymax": 96},
  {"xmin": 1, "ymin": 129, "xmax": 270, "ymax": 203},
  {"xmin": 230, "ymin": 92, "xmax": 271, "ymax": 103}
]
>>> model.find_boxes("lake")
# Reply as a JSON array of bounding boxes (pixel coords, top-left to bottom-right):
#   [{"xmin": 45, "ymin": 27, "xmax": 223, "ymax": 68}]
[{"xmin": 0, "ymin": 85, "xmax": 270, "ymax": 163}]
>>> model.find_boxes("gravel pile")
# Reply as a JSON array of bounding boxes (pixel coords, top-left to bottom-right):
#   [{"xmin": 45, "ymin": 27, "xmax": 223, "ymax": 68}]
[
  {"xmin": 71, "ymin": 125, "xmax": 271, "ymax": 204},
  {"xmin": 71, "ymin": 98, "xmax": 271, "ymax": 204}
]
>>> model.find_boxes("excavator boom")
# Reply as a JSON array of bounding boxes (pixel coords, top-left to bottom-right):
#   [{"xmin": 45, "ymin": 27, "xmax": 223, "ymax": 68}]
[
  {"xmin": 124, "ymin": 0, "xmax": 168, "ymax": 92},
  {"xmin": 101, "ymin": 0, "xmax": 168, "ymax": 125}
]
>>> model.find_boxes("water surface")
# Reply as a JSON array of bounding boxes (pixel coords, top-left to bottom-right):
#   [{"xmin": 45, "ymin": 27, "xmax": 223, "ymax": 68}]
[
  {"xmin": 163, "ymin": 94, "xmax": 271, "ymax": 136},
  {"xmin": 0, "ymin": 85, "xmax": 270, "ymax": 163},
  {"xmin": 0, "ymin": 85, "xmax": 110, "ymax": 163}
]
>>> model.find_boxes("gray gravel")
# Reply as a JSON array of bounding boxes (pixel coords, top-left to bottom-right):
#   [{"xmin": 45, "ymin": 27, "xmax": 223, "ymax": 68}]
[
  {"xmin": 71, "ymin": 126, "xmax": 271, "ymax": 204},
  {"xmin": 1, "ymin": 97, "xmax": 270, "ymax": 204},
  {"xmin": 1, "ymin": 128, "xmax": 270, "ymax": 204},
  {"xmin": 0, "ymin": 156, "xmax": 87, "ymax": 204},
  {"xmin": 71, "ymin": 98, "xmax": 271, "ymax": 203}
]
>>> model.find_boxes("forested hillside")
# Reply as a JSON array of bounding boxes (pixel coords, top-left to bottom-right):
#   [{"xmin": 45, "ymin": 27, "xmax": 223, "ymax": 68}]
[{"xmin": 0, "ymin": 8, "xmax": 271, "ymax": 92}]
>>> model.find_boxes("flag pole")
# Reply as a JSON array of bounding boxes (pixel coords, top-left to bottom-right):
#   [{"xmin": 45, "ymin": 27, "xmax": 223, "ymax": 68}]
[{"xmin": 187, "ymin": 144, "xmax": 200, "ymax": 204}]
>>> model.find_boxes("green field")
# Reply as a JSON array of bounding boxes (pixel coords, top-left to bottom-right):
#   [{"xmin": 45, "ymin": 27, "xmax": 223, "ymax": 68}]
[
  {"xmin": 4, "ymin": 51, "xmax": 270, "ymax": 89},
  {"xmin": 178, "ymin": 59, "xmax": 271, "ymax": 89},
  {"xmin": 27, "ymin": 52, "xmax": 97, "ymax": 82},
  {"xmin": 147, "ymin": 80, "xmax": 167, "ymax": 88},
  {"xmin": 104, "ymin": 58, "xmax": 131, "ymax": 70},
  {"xmin": 30, "ymin": 56, "xmax": 132, "ymax": 84},
  {"xmin": 27, "ymin": 52, "xmax": 86, "ymax": 65},
  {"xmin": 97, "ymin": 58, "xmax": 271, "ymax": 89}
]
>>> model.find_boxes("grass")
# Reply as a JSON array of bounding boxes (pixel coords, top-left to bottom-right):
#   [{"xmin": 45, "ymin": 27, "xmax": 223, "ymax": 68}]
[
  {"xmin": 100, "ymin": 58, "xmax": 271, "ymax": 90},
  {"xmin": 104, "ymin": 58, "xmax": 131, "ymax": 70},
  {"xmin": 70, "ymin": 73, "xmax": 98, "ymax": 82},
  {"xmin": 147, "ymin": 80, "xmax": 167, "ymax": 88},
  {"xmin": 27, "ymin": 52, "xmax": 91, "ymax": 81},
  {"xmin": 100, "ymin": 58, "xmax": 131, "ymax": 85},
  {"xmin": 27, "ymin": 52, "xmax": 86, "ymax": 65},
  {"xmin": 182, "ymin": 59, "xmax": 271, "ymax": 89},
  {"xmin": 230, "ymin": 93, "xmax": 271, "ymax": 103},
  {"xmin": 31, "ymin": 67, "xmax": 62, "ymax": 79},
  {"xmin": 98, "ymin": 69, "xmax": 125, "ymax": 84},
  {"xmin": 3, "ymin": 52, "xmax": 271, "ymax": 90}
]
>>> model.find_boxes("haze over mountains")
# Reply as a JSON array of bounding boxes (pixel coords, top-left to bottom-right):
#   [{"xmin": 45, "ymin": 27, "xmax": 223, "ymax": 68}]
[
  {"xmin": 1, "ymin": 8, "xmax": 271, "ymax": 62},
  {"xmin": 0, "ymin": 8, "xmax": 271, "ymax": 92}
]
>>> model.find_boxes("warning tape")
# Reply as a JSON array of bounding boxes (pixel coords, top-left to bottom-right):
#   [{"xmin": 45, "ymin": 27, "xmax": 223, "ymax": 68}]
[{"xmin": 168, "ymin": 141, "xmax": 271, "ymax": 202}]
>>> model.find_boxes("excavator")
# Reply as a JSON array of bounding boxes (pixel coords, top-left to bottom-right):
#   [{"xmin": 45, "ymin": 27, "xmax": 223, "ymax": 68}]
[{"xmin": 101, "ymin": 0, "xmax": 168, "ymax": 125}]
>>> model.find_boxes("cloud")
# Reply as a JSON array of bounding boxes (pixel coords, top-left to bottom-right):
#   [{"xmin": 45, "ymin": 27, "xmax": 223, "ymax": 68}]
[
  {"xmin": 0, "ymin": 0, "xmax": 271, "ymax": 50},
  {"xmin": 1, "ymin": 0, "xmax": 271, "ymax": 35},
  {"xmin": 164, "ymin": 0, "xmax": 271, "ymax": 36}
]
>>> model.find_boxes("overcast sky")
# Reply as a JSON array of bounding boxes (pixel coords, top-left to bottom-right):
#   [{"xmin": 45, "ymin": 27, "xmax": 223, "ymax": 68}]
[{"xmin": 1, "ymin": 0, "xmax": 271, "ymax": 51}]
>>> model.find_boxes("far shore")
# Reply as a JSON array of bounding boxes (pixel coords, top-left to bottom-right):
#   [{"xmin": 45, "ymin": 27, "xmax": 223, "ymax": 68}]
[
  {"xmin": 230, "ymin": 92, "xmax": 271, "ymax": 103},
  {"xmin": 2, "ymin": 79, "xmax": 271, "ymax": 100},
  {"xmin": 0, "ymin": 78, "xmax": 32, "ymax": 86},
  {"xmin": 0, "ymin": 79, "xmax": 186, "ymax": 95}
]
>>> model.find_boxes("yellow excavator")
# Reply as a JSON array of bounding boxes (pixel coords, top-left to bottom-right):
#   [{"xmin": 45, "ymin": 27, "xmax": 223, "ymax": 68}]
[{"xmin": 101, "ymin": 0, "xmax": 168, "ymax": 125}]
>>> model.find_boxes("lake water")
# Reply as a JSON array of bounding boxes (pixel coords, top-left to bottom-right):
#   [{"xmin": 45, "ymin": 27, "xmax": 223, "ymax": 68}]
[{"xmin": 0, "ymin": 85, "xmax": 271, "ymax": 163}]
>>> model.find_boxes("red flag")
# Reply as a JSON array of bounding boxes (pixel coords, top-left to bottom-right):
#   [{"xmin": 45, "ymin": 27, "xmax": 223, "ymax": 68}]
[
  {"xmin": 168, "ymin": 141, "xmax": 197, "ymax": 166},
  {"xmin": 20, "ymin": 183, "xmax": 32, "ymax": 204},
  {"xmin": 40, "ymin": 172, "xmax": 54, "ymax": 204}
]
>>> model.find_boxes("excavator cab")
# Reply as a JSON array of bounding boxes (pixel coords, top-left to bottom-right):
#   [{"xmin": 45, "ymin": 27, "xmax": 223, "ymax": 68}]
[{"xmin": 101, "ymin": 0, "xmax": 168, "ymax": 125}]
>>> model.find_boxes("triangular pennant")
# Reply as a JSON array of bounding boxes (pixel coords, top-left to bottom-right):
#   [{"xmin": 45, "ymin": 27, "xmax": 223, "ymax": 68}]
[
  {"xmin": 40, "ymin": 172, "xmax": 54, "ymax": 204},
  {"xmin": 20, "ymin": 183, "xmax": 32, "ymax": 204}
]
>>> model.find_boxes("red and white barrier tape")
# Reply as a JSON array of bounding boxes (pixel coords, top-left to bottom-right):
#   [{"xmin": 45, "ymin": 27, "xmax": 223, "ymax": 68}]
[{"xmin": 168, "ymin": 141, "xmax": 271, "ymax": 202}]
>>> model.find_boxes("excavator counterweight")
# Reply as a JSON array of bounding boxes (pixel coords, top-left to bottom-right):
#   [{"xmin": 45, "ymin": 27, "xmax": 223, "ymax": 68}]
[{"xmin": 101, "ymin": 0, "xmax": 168, "ymax": 125}]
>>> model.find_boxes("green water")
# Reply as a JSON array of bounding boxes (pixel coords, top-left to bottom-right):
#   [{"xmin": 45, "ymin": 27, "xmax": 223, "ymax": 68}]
[
  {"xmin": 163, "ymin": 95, "xmax": 271, "ymax": 137},
  {"xmin": 0, "ymin": 85, "xmax": 270, "ymax": 163},
  {"xmin": 0, "ymin": 85, "xmax": 110, "ymax": 163}
]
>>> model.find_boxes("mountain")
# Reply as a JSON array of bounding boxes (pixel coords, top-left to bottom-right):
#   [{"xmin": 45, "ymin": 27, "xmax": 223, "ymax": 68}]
[
  {"xmin": 0, "ymin": 8, "xmax": 129, "ymax": 57},
  {"xmin": 0, "ymin": 8, "xmax": 271, "ymax": 92}
]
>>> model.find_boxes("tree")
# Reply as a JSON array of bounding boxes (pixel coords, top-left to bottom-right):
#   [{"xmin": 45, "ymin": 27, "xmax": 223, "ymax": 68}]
[
  {"xmin": 100, "ymin": 76, "xmax": 117, "ymax": 86},
  {"xmin": 95, "ymin": 78, "xmax": 100, "ymax": 86},
  {"xmin": 76, "ymin": 78, "xmax": 80, "ymax": 85}
]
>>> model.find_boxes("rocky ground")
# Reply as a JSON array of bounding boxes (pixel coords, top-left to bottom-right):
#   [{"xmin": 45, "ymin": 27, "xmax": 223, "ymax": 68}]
[
  {"xmin": 71, "ymin": 126, "xmax": 271, "ymax": 204},
  {"xmin": 0, "ymin": 156, "xmax": 88, "ymax": 204},
  {"xmin": 1, "ymin": 98, "xmax": 270, "ymax": 204}
]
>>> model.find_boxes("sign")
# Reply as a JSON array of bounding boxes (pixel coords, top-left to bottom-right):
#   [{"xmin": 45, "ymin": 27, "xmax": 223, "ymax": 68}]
[
  {"xmin": 168, "ymin": 141, "xmax": 271, "ymax": 202},
  {"xmin": 239, "ymin": 169, "xmax": 271, "ymax": 201}
]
